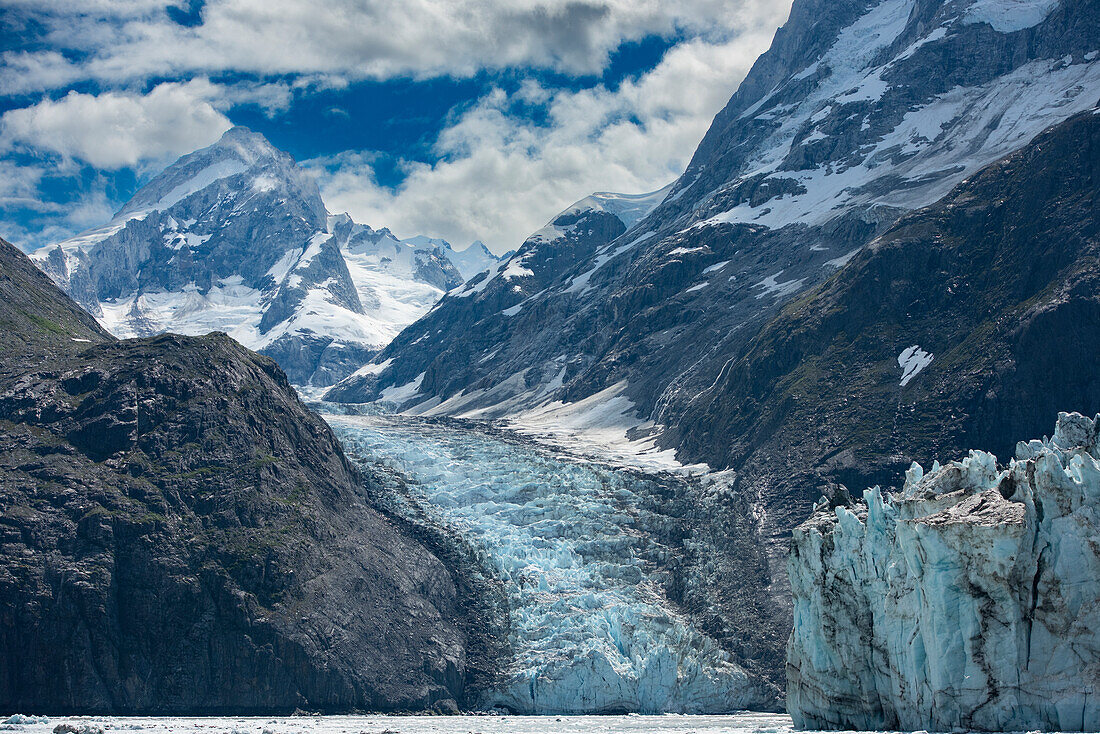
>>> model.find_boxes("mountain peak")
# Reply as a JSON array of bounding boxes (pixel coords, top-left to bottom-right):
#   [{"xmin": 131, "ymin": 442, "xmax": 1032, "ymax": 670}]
[
  {"xmin": 112, "ymin": 124, "xmax": 318, "ymax": 223},
  {"xmin": 211, "ymin": 125, "xmax": 282, "ymax": 163}
]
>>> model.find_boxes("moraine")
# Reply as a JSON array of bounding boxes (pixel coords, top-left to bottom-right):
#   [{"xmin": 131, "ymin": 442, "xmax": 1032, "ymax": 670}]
[{"xmin": 321, "ymin": 411, "xmax": 775, "ymax": 714}]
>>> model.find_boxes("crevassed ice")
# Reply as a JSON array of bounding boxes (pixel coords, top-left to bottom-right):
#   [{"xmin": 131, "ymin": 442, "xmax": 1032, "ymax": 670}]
[
  {"xmin": 788, "ymin": 412, "xmax": 1100, "ymax": 731},
  {"xmin": 325, "ymin": 414, "xmax": 763, "ymax": 714}
]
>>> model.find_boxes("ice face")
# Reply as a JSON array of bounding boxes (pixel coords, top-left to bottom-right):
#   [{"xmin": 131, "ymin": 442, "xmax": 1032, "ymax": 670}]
[
  {"xmin": 787, "ymin": 412, "xmax": 1100, "ymax": 731},
  {"xmin": 325, "ymin": 414, "xmax": 767, "ymax": 714}
]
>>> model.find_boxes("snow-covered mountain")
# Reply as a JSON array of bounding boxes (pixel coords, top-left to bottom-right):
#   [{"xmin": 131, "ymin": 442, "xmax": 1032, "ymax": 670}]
[
  {"xmin": 325, "ymin": 0, "xmax": 1100, "ymax": 671},
  {"xmin": 326, "ymin": 184, "xmax": 673, "ymax": 414},
  {"xmin": 33, "ymin": 127, "xmax": 502, "ymax": 386},
  {"xmin": 326, "ymin": 0, "xmax": 1100, "ymax": 460}
]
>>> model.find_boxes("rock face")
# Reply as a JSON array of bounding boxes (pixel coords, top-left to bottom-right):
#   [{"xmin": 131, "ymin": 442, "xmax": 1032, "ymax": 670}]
[
  {"xmin": 0, "ymin": 237, "xmax": 505, "ymax": 713},
  {"xmin": 31, "ymin": 127, "xmax": 501, "ymax": 388},
  {"xmin": 788, "ymin": 412, "xmax": 1100, "ymax": 731}
]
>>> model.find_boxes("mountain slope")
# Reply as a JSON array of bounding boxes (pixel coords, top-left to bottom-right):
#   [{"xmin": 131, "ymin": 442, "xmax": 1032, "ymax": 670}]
[
  {"xmin": 33, "ymin": 128, "xmax": 501, "ymax": 387},
  {"xmin": 675, "ymin": 106, "xmax": 1100, "ymax": 590},
  {"xmin": 325, "ymin": 185, "xmax": 670, "ymax": 407},
  {"xmin": 326, "ymin": 0, "xmax": 1100, "ymax": 470},
  {"xmin": 0, "ymin": 237, "xmax": 505, "ymax": 713}
]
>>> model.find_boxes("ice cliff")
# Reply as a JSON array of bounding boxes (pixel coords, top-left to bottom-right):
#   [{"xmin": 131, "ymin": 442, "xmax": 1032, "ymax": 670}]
[{"xmin": 787, "ymin": 412, "xmax": 1100, "ymax": 731}]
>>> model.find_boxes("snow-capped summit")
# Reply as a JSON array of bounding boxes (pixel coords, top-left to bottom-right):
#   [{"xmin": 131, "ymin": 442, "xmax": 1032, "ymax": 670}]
[
  {"xmin": 33, "ymin": 127, "xmax": 504, "ymax": 386},
  {"xmin": 437, "ymin": 239, "xmax": 501, "ymax": 281},
  {"xmin": 326, "ymin": 183, "xmax": 671, "ymax": 404},
  {"xmin": 118, "ymin": 126, "xmax": 325, "ymax": 225}
]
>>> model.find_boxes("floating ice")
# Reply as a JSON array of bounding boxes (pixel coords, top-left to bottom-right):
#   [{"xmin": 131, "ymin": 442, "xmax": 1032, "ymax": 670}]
[{"xmin": 1, "ymin": 713, "xmax": 792, "ymax": 734}]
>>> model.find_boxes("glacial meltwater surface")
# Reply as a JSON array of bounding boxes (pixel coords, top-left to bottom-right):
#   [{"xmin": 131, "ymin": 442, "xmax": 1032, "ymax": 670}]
[
  {"xmin": 322, "ymin": 414, "xmax": 764, "ymax": 715},
  {"xmin": 1, "ymin": 713, "xmax": 794, "ymax": 734}
]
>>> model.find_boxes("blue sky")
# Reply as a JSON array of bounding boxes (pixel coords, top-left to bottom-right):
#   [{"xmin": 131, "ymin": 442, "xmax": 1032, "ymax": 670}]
[{"xmin": 0, "ymin": 0, "xmax": 790, "ymax": 253}]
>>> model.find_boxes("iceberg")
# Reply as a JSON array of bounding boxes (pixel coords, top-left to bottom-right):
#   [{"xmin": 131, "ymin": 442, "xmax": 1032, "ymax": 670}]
[{"xmin": 787, "ymin": 412, "xmax": 1100, "ymax": 731}]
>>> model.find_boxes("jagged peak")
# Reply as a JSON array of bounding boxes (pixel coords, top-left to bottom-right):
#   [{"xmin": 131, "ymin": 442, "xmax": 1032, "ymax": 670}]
[{"xmin": 114, "ymin": 125, "xmax": 321, "ymax": 222}]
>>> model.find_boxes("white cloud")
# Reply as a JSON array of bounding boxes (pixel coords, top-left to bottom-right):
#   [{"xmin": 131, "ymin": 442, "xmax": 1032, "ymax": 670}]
[
  {"xmin": 0, "ymin": 0, "xmax": 795, "ymax": 254},
  {"xmin": 7, "ymin": 0, "xmax": 790, "ymax": 89},
  {"xmin": 0, "ymin": 159, "xmax": 122, "ymax": 252},
  {"xmin": 307, "ymin": 25, "xmax": 786, "ymax": 253},
  {"xmin": 0, "ymin": 51, "xmax": 83, "ymax": 96},
  {"xmin": 0, "ymin": 80, "xmax": 232, "ymax": 169}
]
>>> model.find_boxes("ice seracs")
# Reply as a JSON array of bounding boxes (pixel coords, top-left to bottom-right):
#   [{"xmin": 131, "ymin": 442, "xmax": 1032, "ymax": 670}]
[
  {"xmin": 788, "ymin": 412, "xmax": 1100, "ymax": 731},
  {"xmin": 326, "ymin": 415, "xmax": 771, "ymax": 714}
]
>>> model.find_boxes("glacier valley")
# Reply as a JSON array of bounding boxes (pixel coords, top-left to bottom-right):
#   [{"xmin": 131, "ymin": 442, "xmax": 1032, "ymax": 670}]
[{"xmin": 323, "ymin": 412, "xmax": 776, "ymax": 714}]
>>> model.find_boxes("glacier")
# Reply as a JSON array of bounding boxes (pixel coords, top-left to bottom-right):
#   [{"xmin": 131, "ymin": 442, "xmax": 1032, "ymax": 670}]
[
  {"xmin": 324, "ymin": 414, "xmax": 771, "ymax": 714},
  {"xmin": 787, "ymin": 412, "xmax": 1100, "ymax": 731}
]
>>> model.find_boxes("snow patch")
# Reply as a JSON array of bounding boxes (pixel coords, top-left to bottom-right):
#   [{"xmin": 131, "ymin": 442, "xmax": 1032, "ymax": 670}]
[
  {"xmin": 824, "ymin": 247, "xmax": 861, "ymax": 268},
  {"xmin": 897, "ymin": 345, "xmax": 933, "ymax": 386},
  {"xmin": 754, "ymin": 271, "xmax": 805, "ymax": 300},
  {"xmin": 964, "ymin": 0, "xmax": 1060, "ymax": 32},
  {"xmin": 379, "ymin": 373, "xmax": 424, "ymax": 405}
]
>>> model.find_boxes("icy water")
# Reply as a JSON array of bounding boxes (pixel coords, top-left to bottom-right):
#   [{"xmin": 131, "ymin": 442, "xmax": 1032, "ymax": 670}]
[
  {"xmin": 1, "ymin": 713, "xmax": 793, "ymax": 734},
  {"xmin": 323, "ymin": 414, "xmax": 761, "ymax": 714}
]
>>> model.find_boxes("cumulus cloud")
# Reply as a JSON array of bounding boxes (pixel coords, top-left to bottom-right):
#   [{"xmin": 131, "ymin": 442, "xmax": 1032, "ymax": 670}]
[
  {"xmin": 0, "ymin": 80, "xmax": 232, "ymax": 169},
  {"xmin": 4, "ymin": 0, "xmax": 788, "ymax": 89},
  {"xmin": 0, "ymin": 0, "xmax": 794, "ymax": 252},
  {"xmin": 306, "ymin": 25, "xmax": 786, "ymax": 252},
  {"xmin": 0, "ymin": 158, "xmax": 121, "ymax": 251}
]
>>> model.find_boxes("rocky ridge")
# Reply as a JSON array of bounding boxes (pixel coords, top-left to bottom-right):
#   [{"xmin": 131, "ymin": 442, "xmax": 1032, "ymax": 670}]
[
  {"xmin": 327, "ymin": 0, "xmax": 1100, "ymax": 469},
  {"xmin": 0, "ymin": 237, "xmax": 505, "ymax": 713}
]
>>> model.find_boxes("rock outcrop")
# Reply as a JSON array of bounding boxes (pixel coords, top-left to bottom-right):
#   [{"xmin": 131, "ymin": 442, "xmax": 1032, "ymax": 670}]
[
  {"xmin": 0, "ymin": 237, "xmax": 505, "ymax": 714},
  {"xmin": 788, "ymin": 412, "xmax": 1100, "ymax": 731}
]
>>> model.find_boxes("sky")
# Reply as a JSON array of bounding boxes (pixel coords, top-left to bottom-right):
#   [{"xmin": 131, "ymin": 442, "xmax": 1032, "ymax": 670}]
[{"xmin": 0, "ymin": 0, "xmax": 792, "ymax": 254}]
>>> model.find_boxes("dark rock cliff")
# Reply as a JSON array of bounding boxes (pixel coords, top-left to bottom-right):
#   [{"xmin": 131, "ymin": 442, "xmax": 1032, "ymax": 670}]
[
  {"xmin": 0, "ymin": 238, "xmax": 505, "ymax": 714},
  {"xmin": 677, "ymin": 108, "xmax": 1100, "ymax": 605}
]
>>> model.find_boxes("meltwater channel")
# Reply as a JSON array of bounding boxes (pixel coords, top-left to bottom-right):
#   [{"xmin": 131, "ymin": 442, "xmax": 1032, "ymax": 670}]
[{"xmin": 322, "ymin": 412, "xmax": 767, "ymax": 715}]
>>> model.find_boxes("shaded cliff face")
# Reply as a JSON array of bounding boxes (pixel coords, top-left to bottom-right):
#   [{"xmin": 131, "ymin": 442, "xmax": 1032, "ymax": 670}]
[
  {"xmin": 788, "ymin": 412, "xmax": 1100, "ymax": 731},
  {"xmin": 675, "ymin": 108, "xmax": 1100, "ymax": 578},
  {"xmin": 0, "ymin": 238, "xmax": 505, "ymax": 714}
]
